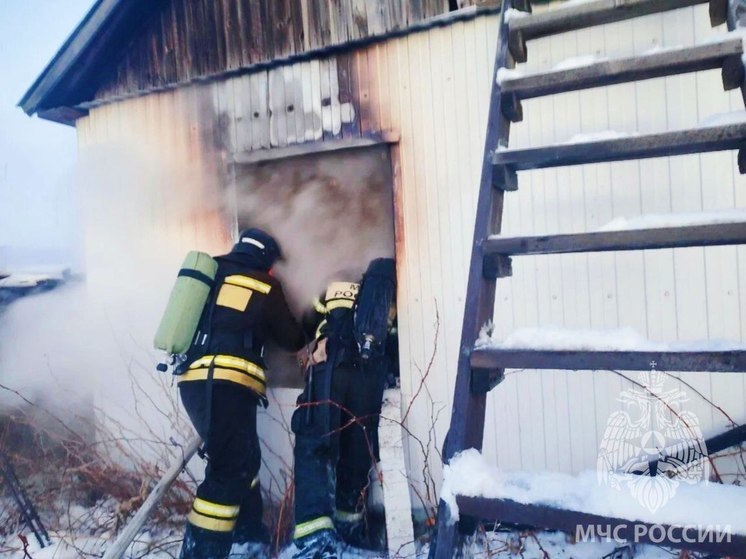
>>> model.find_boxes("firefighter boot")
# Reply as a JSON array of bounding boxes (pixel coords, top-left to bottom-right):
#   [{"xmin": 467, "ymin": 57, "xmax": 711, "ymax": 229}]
[
  {"xmin": 228, "ymin": 541, "xmax": 269, "ymax": 558},
  {"xmin": 293, "ymin": 529, "xmax": 341, "ymax": 559},
  {"xmin": 179, "ymin": 523, "xmax": 232, "ymax": 559},
  {"xmin": 336, "ymin": 514, "xmax": 387, "ymax": 552}
]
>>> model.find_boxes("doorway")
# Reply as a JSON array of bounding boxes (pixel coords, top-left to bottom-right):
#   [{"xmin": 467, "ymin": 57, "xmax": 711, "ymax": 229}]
[{"xmin": 232, "ymin": 144, "xmax": 396, "ymax": 388}]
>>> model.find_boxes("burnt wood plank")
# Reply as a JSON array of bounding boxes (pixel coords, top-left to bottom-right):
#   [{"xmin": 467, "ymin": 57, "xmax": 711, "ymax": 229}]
[
  {"xmin": 484, "ymin": 222, "xmax": 746, "ymax": 255},
  {"xmin": 500, "ymin": 38, "xmax": 743, "ymax": 102},
  {"xmin": 457, "ymin": 497, "xmax": 746, "ymax": 558},
  {"xmin": 492, "ymin": 122, "xmax": 746, "ymax": 170},
  {"xmin": 470, "ymin": 348, "xmax": 746, "ymax": 372}
]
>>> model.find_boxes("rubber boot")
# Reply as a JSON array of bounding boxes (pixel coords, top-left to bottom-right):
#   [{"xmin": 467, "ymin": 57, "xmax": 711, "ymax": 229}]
[
  {"xmin": 179, "ymin": 523, "xmax": 233, "ymax": 559},
  {"xmin": 293, "ymin": 529, "xmax": 341, "ymax": 559},
  {"xmin": 228, "ymin": 540, "xmax": 270, "ymax": 558}
]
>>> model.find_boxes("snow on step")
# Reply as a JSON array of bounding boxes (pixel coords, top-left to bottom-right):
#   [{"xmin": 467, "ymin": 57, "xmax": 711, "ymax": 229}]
[
  {"xmin": 503, "ymin": 7, "xmax": 530, "ymax": 23},
  {"xmin": 599, "ymin": 207, "xmax": 746, "ymax": 232},
  {"xmin": 698, "ymin": 109, "xmax": 746, "ymax": 128},
  {"xmin": 562, "ymin": 129, "xmax": 639, "ymax": 144},
  {"xmin": 552, "ymin": 54, "xmax": 609, "ymax": 71},
  {"xmin": 477, "ymin": 324, "xmax": 746, "ymax": 352},
  {"xmin": 441, "ymin": 448, "xmax": 746, "ymax": 533}
]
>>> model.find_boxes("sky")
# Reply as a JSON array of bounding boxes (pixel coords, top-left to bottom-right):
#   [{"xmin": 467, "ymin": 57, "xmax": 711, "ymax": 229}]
[{"xmin": 0, "ymin": 0, "xmax": 96, "ymax": 261}]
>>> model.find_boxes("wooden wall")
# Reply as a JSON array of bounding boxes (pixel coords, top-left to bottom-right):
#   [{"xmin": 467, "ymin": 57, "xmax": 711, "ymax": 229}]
[{"xmin": 94, "ymin": 0, "xmax": 492, "ymax": 102}]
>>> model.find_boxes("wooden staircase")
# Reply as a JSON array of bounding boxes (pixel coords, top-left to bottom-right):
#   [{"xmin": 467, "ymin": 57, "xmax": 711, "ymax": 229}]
[{"xmin": 432, "ymin": 0, "xmax": 746, "ymax": 556}]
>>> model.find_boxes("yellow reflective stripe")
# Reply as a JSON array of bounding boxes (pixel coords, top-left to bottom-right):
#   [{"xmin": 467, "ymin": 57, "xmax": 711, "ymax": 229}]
[
  {"xmin": 335, "ymin": 510, "xmax": 363, "ymax": 523},
  {"xmin": 326, "ymin": 299, "xmax": 354, "ymax": 310},
  {"xmin": 313, "ymin": 297, "xmax": 326, "ymax": 314},
  {"xmin": 294, "ymin": 516, "xmax": 335, "ymax": 540},
  {"xmin": 189, "ymin": 355, "xmax": 265, "ymax": 381},
  {"xmin": 178, "ymin": 368, "xmax": 266, "ymax": 396},
  {"xmin": 224, "ymin": 275, "xmax": 272, "ymax": 294},
  {"xmin": 188, "ymin": 510, "xmax": 236, "ymax": 532},
  {"xmin": 250, "ymin": 476, "xmax": 259, "ymax": 489},
  {"xmin": 192, "ymin": 498, "xmax": 239, "ymax": 519},
  {"xmin": 315, "ymin": 319, "xmax": 327, "ymax": 341}
]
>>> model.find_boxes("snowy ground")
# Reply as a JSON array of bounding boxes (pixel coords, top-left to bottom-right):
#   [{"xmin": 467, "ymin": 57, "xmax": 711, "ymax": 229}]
[{"xmin": 1, "ymin": 529, "xmax": 696, "ymax": 559}]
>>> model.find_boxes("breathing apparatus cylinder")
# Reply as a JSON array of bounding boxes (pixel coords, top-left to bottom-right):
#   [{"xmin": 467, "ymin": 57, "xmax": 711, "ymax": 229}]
[{"xmin": 154, "ymin": 251, "xmax": 218, "ymax": 357}]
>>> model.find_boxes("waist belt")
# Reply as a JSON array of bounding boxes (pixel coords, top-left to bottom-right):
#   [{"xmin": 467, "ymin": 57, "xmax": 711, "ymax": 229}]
[{"xmin": 178, "ymin": 354, "xmax": 267, "ymax": 397}]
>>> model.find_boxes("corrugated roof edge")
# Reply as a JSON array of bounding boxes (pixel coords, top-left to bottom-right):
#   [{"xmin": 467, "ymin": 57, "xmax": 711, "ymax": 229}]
[{"xmin": 19, "ymin": 3, "xmax": 501, "ymax": 126}]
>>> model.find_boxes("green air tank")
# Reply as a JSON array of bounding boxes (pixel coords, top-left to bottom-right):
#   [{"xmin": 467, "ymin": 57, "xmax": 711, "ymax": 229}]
[{"xmin": 154, "ymin": 251, "xmax": 218, "ymax": 355}]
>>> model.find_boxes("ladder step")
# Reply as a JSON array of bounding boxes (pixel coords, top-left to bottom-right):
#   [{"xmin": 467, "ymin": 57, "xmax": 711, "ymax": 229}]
[
  {"xmin": 509, "ymin": 0, "xmax": 726, "ymax": 61},
  {"xmin": 492, "ymin": 121, "xmax": 746, "ymax": 170},
  {"xmin": 456, "ymin": 496, "xmax": 746, "ymax": 556},
  {"xmin": 500, "ymin": 37, "xmax": 743, "ymax": 105},
  {"xmin": 484, "ymin": 222, "xmax": 746, "ymax": 256},
  {"xmin": 470, "ymin": 348, "xmax": 746, "ymax": 371}
]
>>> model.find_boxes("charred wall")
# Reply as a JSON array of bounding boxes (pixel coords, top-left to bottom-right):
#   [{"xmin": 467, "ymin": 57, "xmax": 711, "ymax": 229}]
[{"xmin": 94, "ymin": 0, "xmax": 487, "ymax": 103}]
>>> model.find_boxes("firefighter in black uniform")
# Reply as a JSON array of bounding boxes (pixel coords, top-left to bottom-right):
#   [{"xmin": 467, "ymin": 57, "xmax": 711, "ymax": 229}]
[
  {"xmin": 291, "ymin": 266, "xmax": 394, "ymax": 559},
  {"xmin": 178, "ymin": 228, "xmax": 305, "ymax": 559}
]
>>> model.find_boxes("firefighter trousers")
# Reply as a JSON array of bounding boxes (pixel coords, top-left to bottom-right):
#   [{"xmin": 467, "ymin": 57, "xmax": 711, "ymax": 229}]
[
  {"xmin": 179, "ymin": 381, "xmax": 268, "ymax": 559},
  {"xmin": 291, "ymin": 359, "xmax": 386, "ymax": 541}
]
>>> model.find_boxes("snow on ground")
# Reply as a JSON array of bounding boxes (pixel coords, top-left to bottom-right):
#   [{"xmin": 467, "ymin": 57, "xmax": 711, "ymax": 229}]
[
  {"xmin": 477, "ymin": 324, "xmax": 746, "ymax": 352},
  {"xmin": 598, "ymin": 207, "xmax": 746, "ymax": 231},
  {"xmin": 4, "ymin": 529, "xmax": 696, "ymax": 558},
  {"xmin": 441, "ymin": 449, "xmax": 746, "ymax": 533}
]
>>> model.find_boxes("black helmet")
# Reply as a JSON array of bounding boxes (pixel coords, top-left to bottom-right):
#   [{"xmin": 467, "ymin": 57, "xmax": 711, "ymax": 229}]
[{"xmin": 232, "ymin": 228, "xmax": 283, "ymax": 268}]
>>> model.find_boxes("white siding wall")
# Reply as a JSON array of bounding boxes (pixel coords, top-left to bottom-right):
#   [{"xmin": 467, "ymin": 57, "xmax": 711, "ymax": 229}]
[{"xmin": 72, "ymin": 4, "xmax": 746, "ymax": 507}]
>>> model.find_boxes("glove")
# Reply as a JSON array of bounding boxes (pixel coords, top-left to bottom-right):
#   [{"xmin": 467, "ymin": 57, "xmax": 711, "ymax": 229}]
[{"xmin": 296, "ymin": 339, "xmax": 328, "ymax": 373}]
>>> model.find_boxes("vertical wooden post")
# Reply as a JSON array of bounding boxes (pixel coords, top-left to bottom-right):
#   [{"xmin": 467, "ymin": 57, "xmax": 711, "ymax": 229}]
[
  {"xmin": 727, "ymin": 0, "xmax": 746, "ymax": 105},
  {"xmin": 431, "ymin": 0, "xmax": 516, "ymax": 556}
]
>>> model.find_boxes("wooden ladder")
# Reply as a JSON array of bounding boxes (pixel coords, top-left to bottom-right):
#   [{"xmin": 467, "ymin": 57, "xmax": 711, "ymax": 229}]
[{"xmin": 432, "ymin": 0, "xmax": 746, "ymax": 556}]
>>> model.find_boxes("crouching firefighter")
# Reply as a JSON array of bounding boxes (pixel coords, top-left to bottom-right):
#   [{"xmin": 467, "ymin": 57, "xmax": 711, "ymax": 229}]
[
  {"xmin": 177, "ymin": 229, "xmax": 305, "ymax": 559},
  {"xmin": 291, "ymin": 258, "xmax": 396, "ymax": 559}
]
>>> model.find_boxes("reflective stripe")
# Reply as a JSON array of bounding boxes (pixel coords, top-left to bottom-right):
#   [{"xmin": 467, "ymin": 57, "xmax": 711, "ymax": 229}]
[
  {"xmin": 188, "ymin": 509, "xmax": 237, "ymax": 532},
  {"xmin": 314, "ymin": 319, "xmax": 327, "ymax": 341},
  {"xmin": 313, "ymin": 297, "xmax": 326, "ymax": 314},
  {"xmin": 326, "ymin": 298, "xmax": 354, "ymax": 310},
  {"xmin": 224, "ymin": 275, "xmax": 272, "ymax": 294},
  {"xmin": 216, "ymin": 283, "xmax": 252, "ymax": 311},
  {"xmin": 178, "ymin": 367, "xmax": 266, "ymax": 396},
  {"xmin": 192, "ymin": 498, "xmax": 239, "ymax": 519},
  {"xmin": 189, "ymin": 355, "xmax": 266, "ymax": 382},
  {"xmin": 294, "ymin": 516, "xmax": 335, "ymax": 540},
  {"xmin": 250, "ymin": 476, "xmax": 260, "ymax": 489},
  {"xmin": 335, "ymin": 510, "xmax": 364, "ymax": 523}
]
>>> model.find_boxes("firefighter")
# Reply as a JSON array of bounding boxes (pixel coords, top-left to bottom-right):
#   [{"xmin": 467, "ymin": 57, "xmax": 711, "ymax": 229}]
[
  {"xmin": 291, "ymin": 262, "xmax": 395, "ymax": 559},
  {"xmin": 177, "ymin": 228, "xmax": 305, "ymax": 559}
]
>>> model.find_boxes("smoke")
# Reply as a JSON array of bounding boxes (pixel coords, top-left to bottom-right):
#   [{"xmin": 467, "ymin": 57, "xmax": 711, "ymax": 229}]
[
  {"xmin": 0, "ymin": 92, "xmax": 396, "ymax": 482},
  {"xmin": 231, "ymin": 145, "xmax": 396, "ymax": 314}
]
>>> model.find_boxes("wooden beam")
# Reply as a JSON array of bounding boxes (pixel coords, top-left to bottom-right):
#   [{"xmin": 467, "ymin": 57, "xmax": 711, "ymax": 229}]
[
  {"xmin": 229, "ymin": 131, "xmax": 399, "ymax": 165},
  {"xmin": 433, "ymin": 0, "xmax": 516, "ymax": 555},
  {"xmin": 492, "ymin": 122, "xmax": 746, "ymax": 171},
  {"xmin": 483, "ymin": 222, "xmax": 746, "ymax": 256},
  {"xmin": 37, "ymin": 106, "xmax": 88, "ymax": 127},
  {"xmin": 457, "ymin": 497, "xmax": 746, "ymax": 558},
  {"xmin": 501, "ymin": 38, "xmax": 743, "ymax": 101},
  {"xmin": 470, "ymin": 348, "xmax": 746, "ymax": 372},
  {"xmin": 511, "ymin": 0, "xmax": 712, "ymax": 41}
]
